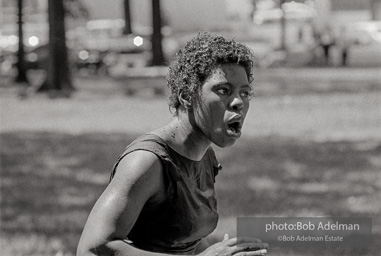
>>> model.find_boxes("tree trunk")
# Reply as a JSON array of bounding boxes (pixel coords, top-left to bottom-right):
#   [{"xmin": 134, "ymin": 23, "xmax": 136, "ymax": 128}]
[
  {"xmin": 37, "ymin": 0, "xmax": 74, "ymax": 96},
  {"xmin": 280, "ymin": 0, "xmax": 286, "ymax": 50},
  {"xmin": 15, "ymin": 0, "xmax": 29, "ymax": 84},
  {"xmin": 123, "ymin": 0, "xmax": 132, "ymax": 35},
  {"xmin": 370, "ymin": 0, "xmax": 381, "ymax": 20},
  {"xmin": 150, "ymin": 0, "xmax": 165, "ymax": 66}
]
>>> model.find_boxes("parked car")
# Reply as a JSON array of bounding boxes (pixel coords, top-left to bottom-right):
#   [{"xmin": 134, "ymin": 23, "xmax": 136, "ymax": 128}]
[
  {"xmin": 71, "ymin": 19, "xmax": 179, "ymax": 63},
  {"xmin": 24, "ymin": 44, "xmax": 49, "ymax": 70},
  {"xmin": 253, "ymin": 1, "xmax": 315, "ymax": 24},
  {"xmin": 343, "ymin": 21, "xmax": 381, "ymax": 66},
  {"xmin": 345, "ymin": 21, "xmax": 381, "ymax": 45}
]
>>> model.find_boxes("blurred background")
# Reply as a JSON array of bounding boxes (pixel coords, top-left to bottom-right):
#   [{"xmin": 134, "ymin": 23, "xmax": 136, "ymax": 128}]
[{"xmin": 1, "ymin": 0, "xmax": 381, "ymax": 255}]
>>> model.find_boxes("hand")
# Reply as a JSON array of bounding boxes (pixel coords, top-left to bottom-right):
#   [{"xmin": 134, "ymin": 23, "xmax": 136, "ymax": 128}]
[{"xmin": 199, "ymin": 234, "xmax": 269, "ymax": 256}]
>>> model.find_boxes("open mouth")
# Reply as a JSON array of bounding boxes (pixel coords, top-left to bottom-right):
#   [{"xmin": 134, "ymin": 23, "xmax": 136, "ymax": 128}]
[{"xmin": 227, "ymin": 121, "xmax": 242, "ymax": 135}]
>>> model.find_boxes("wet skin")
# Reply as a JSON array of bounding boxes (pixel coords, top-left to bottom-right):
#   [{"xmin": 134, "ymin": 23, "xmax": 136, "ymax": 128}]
[{"xmin": 190, "ymin": 63, "xmax": 252, "ymax": 148}]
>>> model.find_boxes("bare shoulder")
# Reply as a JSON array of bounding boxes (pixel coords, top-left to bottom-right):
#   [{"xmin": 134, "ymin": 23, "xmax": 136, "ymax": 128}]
[
  {"xmin": 110, "ymin": 150, "xmax": 164, "ymax": 198},
  {"xmin": 76, "ymin": 150, "xmax": 165, "ymax": 254}
]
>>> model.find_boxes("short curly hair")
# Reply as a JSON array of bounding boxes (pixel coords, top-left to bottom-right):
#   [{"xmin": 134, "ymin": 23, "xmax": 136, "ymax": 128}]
[{"xmin": 167, "ymin": 32, "xmax": 255, "ymax": 111}]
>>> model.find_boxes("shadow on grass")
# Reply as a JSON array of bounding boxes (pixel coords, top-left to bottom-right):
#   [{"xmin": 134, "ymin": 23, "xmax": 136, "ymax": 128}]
[
  {"xmin": 215, "ymin": 137, "xmax": 381, "ymax": 217},
  {"xmin": 213, "ymin": 137, "xmax": 381, "ymax": 256},
  {"xmin": 1, "ymin": 132, "xmax": 380, "ymax": 256}
]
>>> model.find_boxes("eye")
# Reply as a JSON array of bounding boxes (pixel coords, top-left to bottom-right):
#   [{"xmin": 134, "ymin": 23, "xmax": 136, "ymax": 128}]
[
  {"xmin": 240, "ymin": 90, "xmax": 254, "ymax": 100},
  {"xmin": 217, "ymin": 88, "xmax": 230, "ymax": 95}
]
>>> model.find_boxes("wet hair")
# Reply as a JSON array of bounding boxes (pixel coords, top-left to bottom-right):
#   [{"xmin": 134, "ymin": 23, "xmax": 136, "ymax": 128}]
[{"xmin": 167, "ymin": 31, "xmax": 255, "ymax": 111}]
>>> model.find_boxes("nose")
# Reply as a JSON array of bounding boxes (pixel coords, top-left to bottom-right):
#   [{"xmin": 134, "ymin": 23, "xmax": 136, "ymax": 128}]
[{"xmin": 229, "ymin": 95, "xmax": 244, "ymax": 112}]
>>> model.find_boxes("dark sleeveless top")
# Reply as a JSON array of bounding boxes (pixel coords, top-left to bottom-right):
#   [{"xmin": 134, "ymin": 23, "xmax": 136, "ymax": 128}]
[{"xmin": 110, "ymin": 134, "xmax": 222, "ymax": 255}]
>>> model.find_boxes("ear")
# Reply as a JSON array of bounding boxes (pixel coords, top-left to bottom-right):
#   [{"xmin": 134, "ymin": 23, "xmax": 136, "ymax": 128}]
[{"xmin": 178, "ymin": 92, "xmax": 192, "ymax": 109}]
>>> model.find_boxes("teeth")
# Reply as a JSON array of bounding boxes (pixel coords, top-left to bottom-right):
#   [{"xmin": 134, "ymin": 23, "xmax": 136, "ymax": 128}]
[
  {"xmin": 229, "ymin": 124, "xmax": 238, "ymax": 133},
  {"xmin": 228, "ymin": 121, "xmax": 242, "ymax": 134}
]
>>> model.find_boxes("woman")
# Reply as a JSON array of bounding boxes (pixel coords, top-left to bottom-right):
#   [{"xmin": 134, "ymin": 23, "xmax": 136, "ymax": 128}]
[{"xmin": 77, "ymin": 32, "xmax": 269, "ymax": 256}]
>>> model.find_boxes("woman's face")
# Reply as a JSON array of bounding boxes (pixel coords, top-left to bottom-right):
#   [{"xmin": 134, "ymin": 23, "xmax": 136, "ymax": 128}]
[{"xmin": 190, "ymin": 63, "xmax": 252, "ymax": 148}]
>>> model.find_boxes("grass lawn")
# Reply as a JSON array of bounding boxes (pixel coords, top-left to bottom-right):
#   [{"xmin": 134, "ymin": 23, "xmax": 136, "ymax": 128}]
[
  {"xmin": 1, "ymin": 71, "xmax": 381, "ymax": 255},
  {"xmin": 1, "ymin": 132, "xmax": 380, "ymax": 256}
]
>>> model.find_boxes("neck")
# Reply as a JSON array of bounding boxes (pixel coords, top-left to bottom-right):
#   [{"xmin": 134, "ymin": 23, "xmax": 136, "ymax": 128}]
[{"xmin": 156, "ymin": 110, "xmax": 211, "ymax": 161}]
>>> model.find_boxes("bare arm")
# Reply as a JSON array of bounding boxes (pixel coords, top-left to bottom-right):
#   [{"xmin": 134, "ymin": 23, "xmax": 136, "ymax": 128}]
[
  {"xmin": 77, "ymin": 150, "xmax": 173, "ymax": 256},
  {"xmin": 194, "ymin": 238, "xmax": 210, "ymax": 254},
  {"xmin": 76, "ymin": 151, "xmax": 269, "ymax": 256}
]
